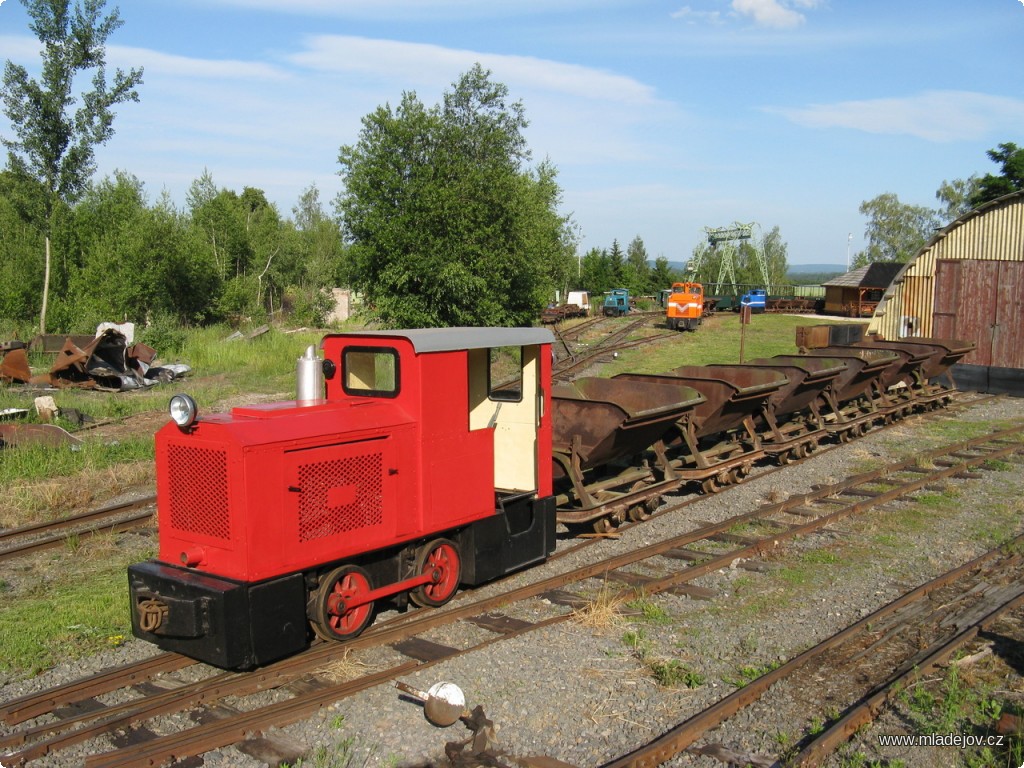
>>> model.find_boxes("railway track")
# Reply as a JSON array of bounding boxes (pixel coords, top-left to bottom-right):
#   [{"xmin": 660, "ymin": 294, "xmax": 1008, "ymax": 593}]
[
  {"xmin": 606, "ymin": 534, "xmax": 1024, "ymax": 768},
  {"xmin": 0, "ymin": 496, "xmax": 155, "ymax": 563},
  {"xmin": 552, "ymin": 314, "xmax": 674, "ymax": 382},
  {"xmin": 3, "ymin": 415, "xmax": 1020, "ymax": 767}
]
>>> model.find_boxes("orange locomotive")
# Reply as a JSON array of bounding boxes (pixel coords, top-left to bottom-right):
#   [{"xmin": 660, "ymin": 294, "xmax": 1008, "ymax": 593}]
[{"xmin": 665, "ymin": 282, "xmax": 704, "ymax": 331}]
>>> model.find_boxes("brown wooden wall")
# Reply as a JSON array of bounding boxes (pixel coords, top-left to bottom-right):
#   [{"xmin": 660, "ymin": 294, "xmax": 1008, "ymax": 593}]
[{"xmin": 933, "ymin": 259, "xmax": 1024, "ymax": 368}]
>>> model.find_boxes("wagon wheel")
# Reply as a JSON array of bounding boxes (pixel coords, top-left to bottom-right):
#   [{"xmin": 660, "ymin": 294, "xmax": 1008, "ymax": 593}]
[
  {"xmin": 701, "ymin": 476, "xmax": 720, "ymax": 494},
  {"xmin": 628, "ymin": 496, "xmax": 660, "ymax": 522},
  {"xmin": 627, "ymin": 504, "xmax": 649, "ymax": 522},
  {"xmin": 838, "ymin": 429, "xmax": 852, "ymax": 444},
  {"xmin": 591, "ymin": 517, "xmax": 617, "ymax": 534},
  {"xmin": 409, "ymin": 538, "xmax": 462, "ymax": 608},
  {"xmin": 312, "ymin": 564, "xmax": 375, "ymax": 642},
  {"xmin": 776, "ymin": 449, "xmax": 792, "ymax": 465}
]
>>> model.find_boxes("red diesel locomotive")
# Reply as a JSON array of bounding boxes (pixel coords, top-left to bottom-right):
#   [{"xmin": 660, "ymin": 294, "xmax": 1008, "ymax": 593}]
[
  {"xmin": 128, "ymin": 326, "xmax": 973, "ymax": 670},
  {"xmin": 129, "ymin": 328, "xmax": 558, "ymax": 669}
]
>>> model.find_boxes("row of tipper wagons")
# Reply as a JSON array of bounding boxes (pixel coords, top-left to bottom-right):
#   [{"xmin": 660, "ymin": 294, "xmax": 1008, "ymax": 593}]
[{"xmin": 550, "ymin": 335, "xmax": 975, "ymax": 533}]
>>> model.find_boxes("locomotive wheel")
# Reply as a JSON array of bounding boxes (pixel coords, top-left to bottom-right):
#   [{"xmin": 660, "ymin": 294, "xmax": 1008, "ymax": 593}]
[
  {"xmin": 313, "ymin": 564, "xmax": 375, "ymax": 642},
  {"xmin": 409, "ymin": 538, "xmax": 462, "ymax": 608}
]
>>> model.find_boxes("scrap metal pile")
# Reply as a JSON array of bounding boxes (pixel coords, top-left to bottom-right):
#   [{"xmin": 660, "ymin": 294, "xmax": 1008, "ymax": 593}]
[{"xmin": 0, "ymin": 329, "xmax": 189, "ymax": 391}]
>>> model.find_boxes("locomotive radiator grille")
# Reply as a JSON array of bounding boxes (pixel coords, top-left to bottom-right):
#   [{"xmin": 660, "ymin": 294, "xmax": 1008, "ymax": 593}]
[
  {"xmin": 298, "ymin": 452, "xmax": 384, "ymax": 542},
  {"xmin": 165, "ymin": 444, "xmax": 231, "ymax": 540}
]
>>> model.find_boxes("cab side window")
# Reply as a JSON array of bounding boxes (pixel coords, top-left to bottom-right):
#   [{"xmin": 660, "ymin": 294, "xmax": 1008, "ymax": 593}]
[
  {"xmin": 343, "ymin": 348, "xmax": 399, "ymax": 397},
  {"xmin": 488, "ymin": 346, "xmax": 523, "ymax": 402}
]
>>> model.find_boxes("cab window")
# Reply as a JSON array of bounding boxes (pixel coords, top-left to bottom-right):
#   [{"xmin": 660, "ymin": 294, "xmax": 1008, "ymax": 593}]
[
  {"xmin": 488, "ymin": 346, "xmax": 523, "ymax": 402},
  {"xmin": 343, "ymin": 347, "xmax": 399, "ymax": 397}
]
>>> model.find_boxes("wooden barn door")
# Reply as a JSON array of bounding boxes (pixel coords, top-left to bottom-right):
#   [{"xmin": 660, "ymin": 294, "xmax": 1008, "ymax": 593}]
[{"xmin": 933, "ymin": 259, "xmax": 1024, "ymax": 368}]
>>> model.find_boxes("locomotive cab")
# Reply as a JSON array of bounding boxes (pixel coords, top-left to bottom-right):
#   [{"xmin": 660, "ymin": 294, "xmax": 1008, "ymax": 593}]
[{"xmin": 128, "ymin": 328, "xmax": 557, "ymax": 669}]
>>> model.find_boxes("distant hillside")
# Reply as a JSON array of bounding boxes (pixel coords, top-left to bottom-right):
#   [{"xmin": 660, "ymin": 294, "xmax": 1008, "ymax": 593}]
[
  {"xmin": 788, "ymin": 263, "xmax": 846, "ymax": 274},
  {"xmin": 662, "ymin": 261, "xmax": 845, "ymax": 275}
]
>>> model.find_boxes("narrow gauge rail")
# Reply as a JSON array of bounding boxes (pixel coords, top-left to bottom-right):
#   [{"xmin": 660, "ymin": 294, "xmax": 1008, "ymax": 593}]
[
  {"xmin": 605, "ymin": 532, "xmax": 1024, "ymax": 768},
  {"xmin": 2, "ymin": 421, "xmax": 1020, "ymax": 768},
  {"xmin": 0, "ymin": 496, "xmax": 154, "ymax": 563},
  {"xmin": 552, "ymin": 329, "xmax": 677, "ymax": 383},
  {"xmin": 0, "ymin": 393, "xmax": 995, "ymax": 726}
]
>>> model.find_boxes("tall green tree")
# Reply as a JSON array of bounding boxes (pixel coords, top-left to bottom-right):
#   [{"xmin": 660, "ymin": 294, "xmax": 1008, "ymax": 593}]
[
  {"xmin": 336, "ymin": 65, "xmax": 576, "ymax": 328},
  {"xmin": 853, "ymin": 193, "xmax": 940, "ymax": 267},
  {"xmin": 624, "ymin": 235, "xmax": 649, "ymax": 295},
  {"xmin": 969, "ymin": 141, "xmax": 1024, "ymax": 207},
  {"xmin": 579, "ymin": 247, "xmax": 613, "ymax": 296},
  {"xmin": 0, "ymin": 171, "xmax": 46, "ymax": 328},
  {"xmin": 935, "ymin": 176, "xmax": 980, "ymax": 223},
  {"xmin": 60, "ymin": 172, "xmax": 219, "ymax": 329},
  {"xmin": 606, "ymin": 239, "xmax": 625, "ymax": 287},
  {"xmin": 1, "ymin": 0, "xmax": 143, "ymax": 333},
  {"xmin": 648, "ymin": 256, "xmax": 676, "ymax": 292}
]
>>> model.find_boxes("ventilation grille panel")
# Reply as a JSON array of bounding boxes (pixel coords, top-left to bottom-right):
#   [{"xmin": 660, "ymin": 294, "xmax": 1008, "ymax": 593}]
[
  {"xmin": 166, "ymin": 444, "xmax": 231, "ymax": 540},
  {"xmin": 298, "ymin": 452, "xmax": 384, "ymax": 542}
]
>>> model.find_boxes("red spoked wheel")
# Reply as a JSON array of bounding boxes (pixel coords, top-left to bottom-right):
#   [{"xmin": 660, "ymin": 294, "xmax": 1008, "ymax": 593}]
[
  {"xmin": 312, "ymin": 564, "xmax": 375, "ymax": 642},
  {"xmin": 410, "ymin": 539, "xmax": 462, "ymax": 608}
]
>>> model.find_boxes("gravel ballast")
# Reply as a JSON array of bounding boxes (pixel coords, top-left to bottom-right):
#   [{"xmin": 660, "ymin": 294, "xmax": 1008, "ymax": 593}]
[{"xmin": 2, "ymin": 395, "xmax": 1023, "ymax": 768}]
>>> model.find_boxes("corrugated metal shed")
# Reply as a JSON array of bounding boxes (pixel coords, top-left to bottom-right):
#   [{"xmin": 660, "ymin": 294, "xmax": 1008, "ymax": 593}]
[
  {"xmin": 870, "ymin": 190, "xmax": 1024, "ymax": 339},
  {"xmin": 868, "ymin": 190, "xmax": 1024, "ymax": 393}
]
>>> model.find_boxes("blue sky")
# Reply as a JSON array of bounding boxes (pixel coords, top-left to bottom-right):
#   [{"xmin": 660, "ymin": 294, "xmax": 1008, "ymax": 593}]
[{"xmin": 1, "ymin": 0, "xmax": 1022, "ymax": 267}]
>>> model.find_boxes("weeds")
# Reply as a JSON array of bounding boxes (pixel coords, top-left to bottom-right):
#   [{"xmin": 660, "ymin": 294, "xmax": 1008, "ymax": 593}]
[
  {"xmin": 649, "ymin": 659, "xmax": 704, "ymax": 688},
  {"xmin": 624, "ymin": 597, "xmax": 673, "ymax": 625}
]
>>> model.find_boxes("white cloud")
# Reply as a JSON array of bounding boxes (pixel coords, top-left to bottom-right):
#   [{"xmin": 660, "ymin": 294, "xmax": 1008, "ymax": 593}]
[
  {"xmin": 203, "ymin": 0, "xmax": 613, "ymax": 20},
  {"xmin": 731, "ymin": 0, "xmax": 808, "ymax": 29},
  {"xmin": 767, "ymin": 90, "xmax": 1024, "ymax": 142},
  {"xmin": 288, "ymin": 36, "xmax": 658, "ymax": 105},
  {"xmin": 0, "ymin": 34, "xmax": 44, "ymax": 61},
  {"xmin": 670, "ymin": 6, "xmax": 724, "ymax": 24},
  {"xmin": 111, "ymin": 45, "xmax": 289, "ymax": 81}
]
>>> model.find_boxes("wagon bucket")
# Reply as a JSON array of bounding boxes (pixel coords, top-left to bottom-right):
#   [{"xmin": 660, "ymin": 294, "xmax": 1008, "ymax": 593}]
[
  {"xmin": 797, "ymin": 348, "xmax": 899, "ymax": 405},
  {"xmin": 842, "ymin": 341, "xmax": 929, "ymax": 389},
  {"xmin": 868, "ymin": 338, "xmax": 975, "ymax": 381},
  {"xmin": 905, "ymin": 337, "xmax": 976, "ymax": 364},
  {"xmin": 551, "ymin": 377, "xmax": 704, "ymax": 472},
  {"xmin": 736, "ymin": 357, "xmax": 845, "ymax": 418},
  {"xmin": 616, "ymin": 366, "xmax": 786, "ymax": 438}
]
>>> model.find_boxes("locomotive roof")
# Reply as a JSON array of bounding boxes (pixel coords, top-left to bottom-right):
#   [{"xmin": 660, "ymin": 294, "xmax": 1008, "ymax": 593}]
[{"xmin": 333, "ymin": 327, "xmax": 555, "ymax": 353}]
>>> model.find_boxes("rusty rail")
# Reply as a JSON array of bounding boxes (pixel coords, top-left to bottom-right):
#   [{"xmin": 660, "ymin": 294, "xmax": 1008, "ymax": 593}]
[
  {"xmin": 0, "ymin": 496, "xmax": 155, "ymax": 563},
  {"xmin": 3, "ymin": 422, "xmax": 1019, "ymax": 768}
]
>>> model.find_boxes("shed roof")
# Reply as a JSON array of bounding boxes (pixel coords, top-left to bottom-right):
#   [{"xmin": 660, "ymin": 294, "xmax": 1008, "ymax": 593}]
[{"xmin": 822, "ymin": 262, "xmax": 903, "ymax": 289}]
